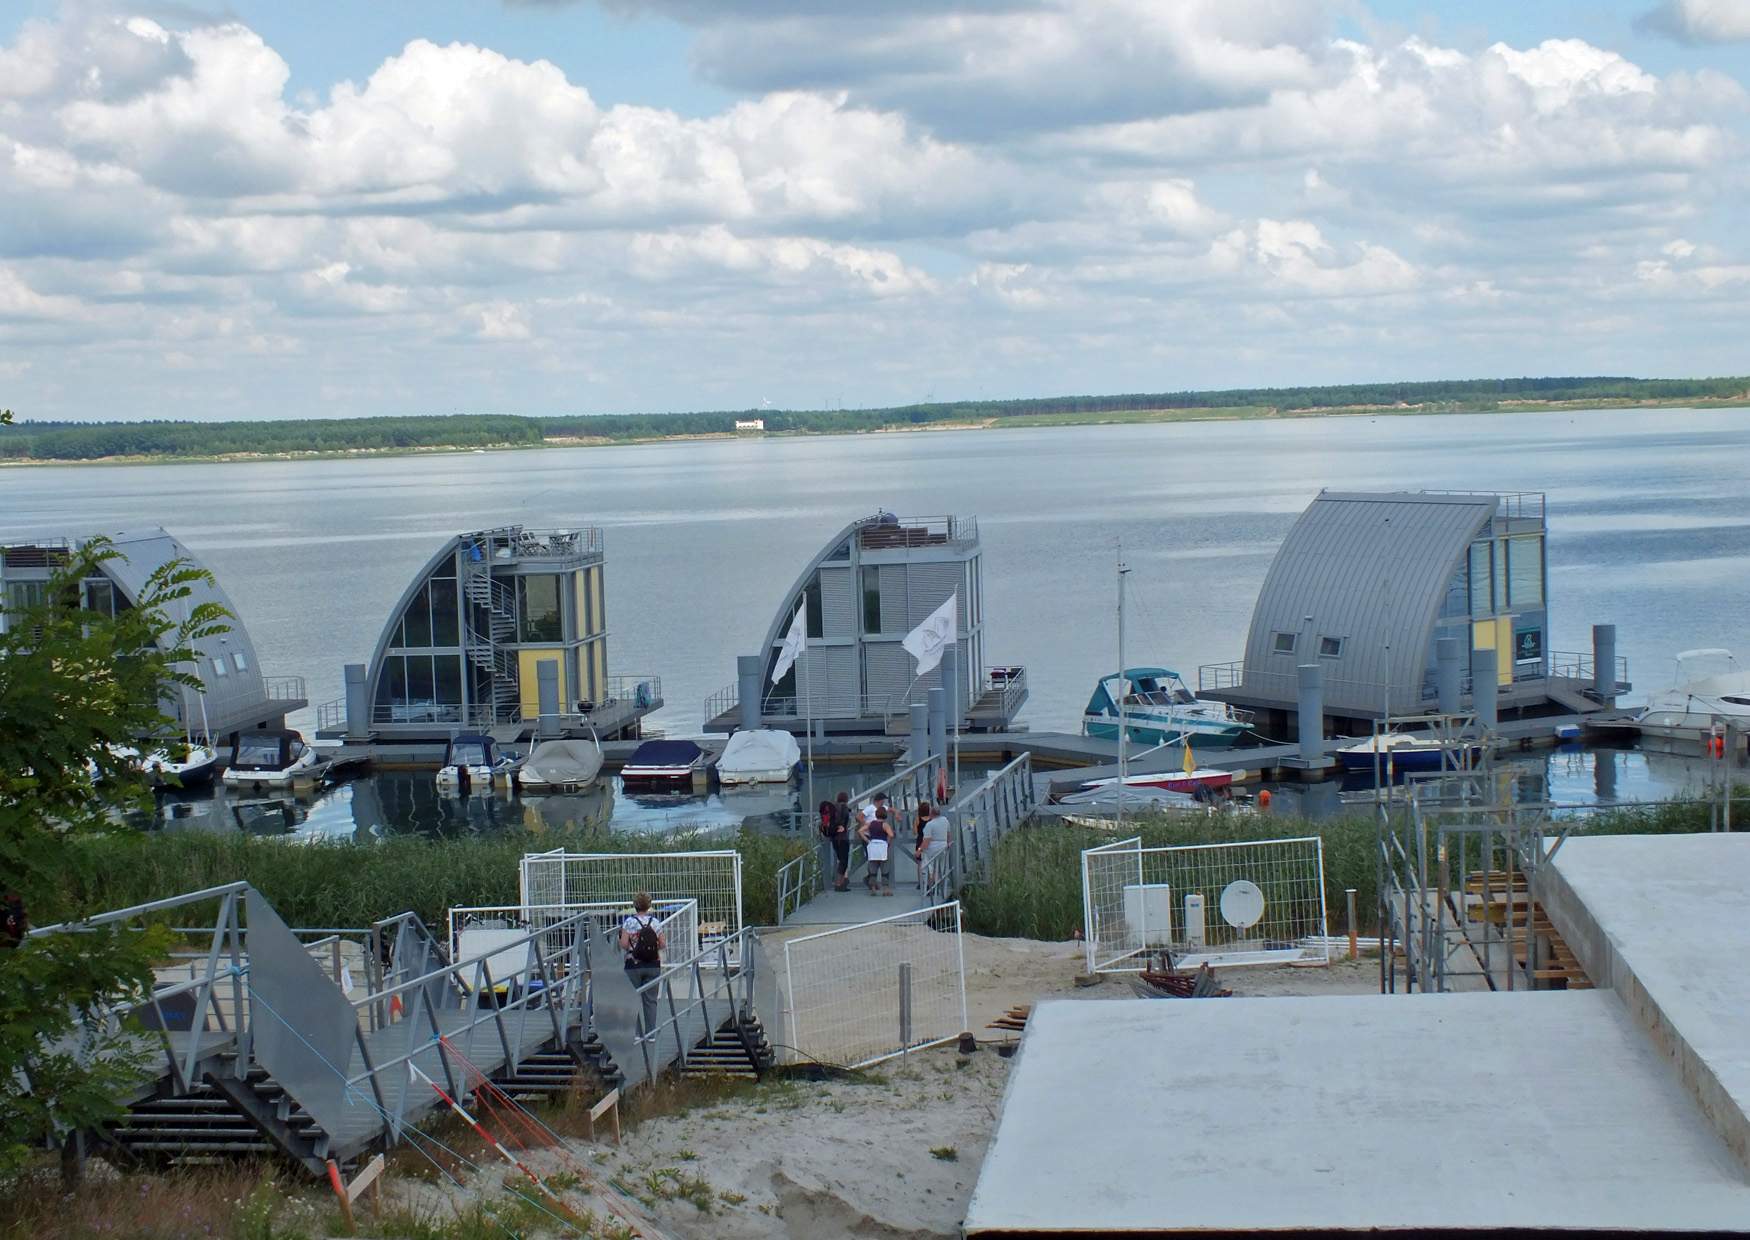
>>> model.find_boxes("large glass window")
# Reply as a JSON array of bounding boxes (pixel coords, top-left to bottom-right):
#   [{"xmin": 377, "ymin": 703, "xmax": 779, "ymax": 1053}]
[
  {"xmin": 1508, "ymin": 537, "xmax": 1543, "ymax": 608},
  {"xmin": 1493, "ymin": 539, "xmax": 1509, "ymax": 617},
  {"xmin": 82, "ymin": 579, "xmax": 117, "ymax": 616},
  {"xmin": 434, "ymin": 654, "xmax": 463, "ymax": 705},
  {"xmin": 862, "ymin": 566, "xmax": 881, "ymax": 633},
  {"xmin": 805, "ymin": 578, "xmax": 823, "ymax": 639},
  {"xmin": 518, "ymin": 575, "xmax": 563, "ymax": 642},
  {"xmin": 429, "ymin": 575, "xmax": 459, "ymax": 646},
  {"xmin": 1468, "ymin": 541, "xmax": 1492, "ymax": 617},
  {"xmin": 399, "ymin": 583, "xmax": 433, "ymax": 648}
]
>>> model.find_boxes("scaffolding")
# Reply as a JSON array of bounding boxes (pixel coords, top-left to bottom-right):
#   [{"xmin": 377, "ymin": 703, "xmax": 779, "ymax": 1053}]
[{"xmin": 1373, "ymin": 710, "xmax": 1587, "ymax": 994}]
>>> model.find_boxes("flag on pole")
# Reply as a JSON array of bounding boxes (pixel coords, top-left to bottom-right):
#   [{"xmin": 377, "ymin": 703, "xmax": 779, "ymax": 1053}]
[
  {"xmin": 1182, "ymin": 742, "xmax": 1197, "ymax": 776},
  {"xmin": 771, "ymin": 605, "xmax": 807, "ymax": 684},
  {"xmin": 903, "ymin": 592, "xmax": 958, "ymax": 676}
]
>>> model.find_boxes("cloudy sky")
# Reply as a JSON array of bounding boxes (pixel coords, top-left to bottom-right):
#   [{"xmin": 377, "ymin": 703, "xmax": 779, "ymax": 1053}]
[{"xmin": 1, "ymin": 0, "xmax": 1746, "ymax": 422}]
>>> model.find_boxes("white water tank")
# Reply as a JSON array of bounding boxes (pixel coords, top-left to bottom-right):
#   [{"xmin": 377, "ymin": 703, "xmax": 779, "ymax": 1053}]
[{"xmin": 1123, "ymin": 883, "xmax": 1173, "ymax": 946}]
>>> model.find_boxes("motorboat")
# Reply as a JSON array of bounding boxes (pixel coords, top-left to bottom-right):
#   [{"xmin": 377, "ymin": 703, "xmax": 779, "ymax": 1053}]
[
  {"xmin": 714, "ymin": 728, "xmax": 802, "ymax": 785},
  {"xmin": 1336, "ymin": 732, "xmax": 1478, "ymax": 773},
  {"xmin": 1077, "ymin": 755, "xmax": 1235, "ymax": 796},
  {"xmin": 436, "ymin": 733, "xmax": 524, "ymax": 794},
  {"xmin": 1082, "ymin": 668, "xmax": 1251, "ymax": 749},
  {"xmin": 619, "ymin": 739, "xmax": 708, "ymax": 792},
  {"xmin": 222, "ymin": 729, "xmax": 329, "ymax": 789},
  {"xmin": 518, "ymin": 736, "xmax": 604, "ymax": 793},
  {"xmin": 99, "ymin": 742, "xmax": 220, "ymax": 790},
  {"xmin": 1636, "ymin": 649, "xmax": 1750, "ymax": 740}
]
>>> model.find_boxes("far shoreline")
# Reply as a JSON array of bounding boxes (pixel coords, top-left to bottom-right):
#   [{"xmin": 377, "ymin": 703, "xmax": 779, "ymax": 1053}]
[{"xmin": 3, "ymin": 396, "xmax": 1747, "ymax": 469}]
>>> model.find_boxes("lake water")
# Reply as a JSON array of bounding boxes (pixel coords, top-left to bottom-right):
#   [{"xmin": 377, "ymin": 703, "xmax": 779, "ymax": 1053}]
[{"xmin": 5, "ymin": 407, "xmax": 1747, "ymax": 739}]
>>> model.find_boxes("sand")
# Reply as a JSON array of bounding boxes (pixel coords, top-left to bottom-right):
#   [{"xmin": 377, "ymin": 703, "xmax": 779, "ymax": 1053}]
[{"xmin": 481, "ymin": 934, "xmax": 1383, "ymax": 1239}]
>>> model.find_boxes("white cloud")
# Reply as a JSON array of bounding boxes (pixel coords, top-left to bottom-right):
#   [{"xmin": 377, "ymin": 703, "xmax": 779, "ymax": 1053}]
[
  {"xmin": 0, "ymin": 3, "xmax": 1744, "ymax": 421},
  {"xmin": 1639, "ymin": 0, "xmax": 1750, "ymax": 44}
]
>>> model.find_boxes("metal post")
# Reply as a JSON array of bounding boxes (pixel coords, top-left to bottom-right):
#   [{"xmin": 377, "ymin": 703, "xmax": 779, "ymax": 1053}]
[
  {"xmin": 927, "ymin": 687, "xmax": 947, "ymax": 775},
  {"xmin": 898, "ymin": 961, "xmax": 913, "ymax": 1050},
  {"xmin": 909, "ymin": 701, "xmax": 930, "ymax": 767},
  {"xmin": 1116, "ymin": 546, "xmax": 1130, "ymax": 830},
  {"xmin": 1296, "ymin": 663, "xmax": 1324, "ymax": 766},
  {"xmin": 343, "ymin": 663, "xmax": 371, "ymax": 739},
  {"xmin": 1470, "ymin": 648, "xmax": 1499, "ymax": 731},
  {"xmin": 941, "ymin": 642, "xmax": 961, "ymax": 805},
  {"xmin": 1435, "ymin": 638, "xmax": 1462, "ymax": 716},
  {"xmin": 801, "ymin": 636, "xmax": 814, "ymax": 815},
  {"xmin": 1345, "ymin": 888, "xmax": 1358, "ymax": 961},
  {"xmin": 1591, "ymin": 624, "xmax": 1617, "ymax": 703},
  {"xmin": 535, "ymin": 658, "xmax": 561, "ymax": 738},
  {"xmin": 737, "ymin": 655, "xmax": 763, "ymax": 731}
]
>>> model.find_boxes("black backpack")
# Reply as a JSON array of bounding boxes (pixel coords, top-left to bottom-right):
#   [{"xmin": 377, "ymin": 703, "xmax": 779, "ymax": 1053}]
[{"xmin": 629, "ymin": 916, "xmax": 661, "ymax": 967}]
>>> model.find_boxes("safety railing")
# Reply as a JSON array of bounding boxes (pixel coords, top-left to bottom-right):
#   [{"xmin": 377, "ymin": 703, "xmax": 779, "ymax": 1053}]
[
  {"xmin": 1196, "ymin": 661, "xmax": 1391, "ymax": 713},
  {"xmin": 855, "ymin": 514, "xmax": 977, "ymax": 550},
  {"xmin": 631, "ymin": 927, "xmax": 760, "ymax": 1083},
  {"xmin": 776, "ymin": 841, "xmax": 829, "ymax": 925},
  {"xmin": 263, "ymin": 675, "xmax": 307, "ymax": 702},
  {"xmin": 598, "ymin": 674, "xmax": 662, "ymax": 713},
  {"xmin": 981, "ymin": 666, "xmax": 1029, "ymax": 719},
  {"xmin": 918, "ymin": 845, "xmax": 955, "ymax": 907},
  {"xmin": 1550, "ymin": 650, "xmax": 1629, "ymax": 693},
  {"xmin": 947, "ymin": 751, "xmax": 1037, "ymax": 891}
]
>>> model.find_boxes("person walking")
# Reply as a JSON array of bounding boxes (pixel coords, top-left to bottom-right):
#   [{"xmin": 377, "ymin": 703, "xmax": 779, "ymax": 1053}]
[
  {"xmin": 830, "ymin": 791, "xmax": 853, "ymax": 892},
  {"xmin": 619, "ymin": 892, "xmax": 666, "ymax": 1035},
  {"xmin": 914, "ymin": 802, "xmax": 950, "ymax": 890},
  {"xmin": 860, "ymin": 806, "xmax": 895, "ymax": 895}
]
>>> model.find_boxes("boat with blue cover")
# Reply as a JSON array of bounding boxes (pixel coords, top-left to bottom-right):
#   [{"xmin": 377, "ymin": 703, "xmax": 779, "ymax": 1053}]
[{"xmin": 1082, "ymin": 667, "xmax": 1252, "ymax": 749}]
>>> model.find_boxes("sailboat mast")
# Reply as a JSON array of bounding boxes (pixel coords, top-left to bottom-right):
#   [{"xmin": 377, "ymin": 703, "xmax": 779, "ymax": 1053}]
[{"xmin": 1116, "ymin": 543, "xmax": 1130, "ymax": 831}]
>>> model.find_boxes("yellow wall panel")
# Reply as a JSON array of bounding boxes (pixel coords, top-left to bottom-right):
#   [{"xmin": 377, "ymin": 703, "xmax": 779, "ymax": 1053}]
[
  {"xmin": 1496, "ymin": 617, "xmax": 1514, "ymax": 684},
  {"xmin": 574, "ymin": 571, "xmax": 588, "ymax": 641},
  {"xmin": 518, "ymin": 648, "xmax": 567, "ymax": 719},
  {"xmin": 591, "ymin": 567, "xmax": 605, "ymax": 636},
  {"xmin": 1472, "ymin": 621, "xmax": 1495, "ymax": 650}
]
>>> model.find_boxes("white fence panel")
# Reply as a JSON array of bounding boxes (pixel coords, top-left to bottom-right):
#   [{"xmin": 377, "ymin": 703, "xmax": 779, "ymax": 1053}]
[
  {"xmin": 520, "ymin": 849, "xmax": 742, "ymax": 959},
  {"xmin": 783, "ymin": 902, "xmax": 966, "ymax": 1068},
  {"xmin": 1082, "ymin": 836, "xmax": 1329, "ymax": 972}
]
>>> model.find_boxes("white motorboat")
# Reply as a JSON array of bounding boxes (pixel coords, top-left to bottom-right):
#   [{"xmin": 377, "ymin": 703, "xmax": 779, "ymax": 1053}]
[
  {"xmin": 130, "ymin": 742, "xmax": 220, "ymax": 789},
  {"xmin": 1336, "ymin": 731, "xmax": 1480, "ymax": 774},
  {"xmin": 715, "ymin": 728, "xmax": 802, "ymax": 785},
  {"xmin": 518, "ymin": 736, "xmax": 604, "ymax": 792},
  {"xmin": 222, "ymin": 729, "xmax": 329, "ymax": 789},
  {"xmin": 1082, "ymin": 667, "xmax": 1251, "ymax": 748},
  {"xmin": 1636, "ymin": 649, "xmax": 1750, "ymax": 740},
  {"xmin": 620, "ymin": 739, "xmax": 707, "ymax": 792},
  {"xmin": 435, "ymin": 733, "xmax": 524, "ymax": 794}
]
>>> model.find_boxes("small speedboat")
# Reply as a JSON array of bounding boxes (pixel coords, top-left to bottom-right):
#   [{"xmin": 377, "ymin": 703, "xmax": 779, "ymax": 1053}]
[
  {"xmin": 1636, "ymin": 649, "xmax": 1750, "ymax": 739},
  {"xmin": 518, "ymin": 737, "xmax": 603, "ymax": 793},
  {"xmin": 1082, "ymin": 668, "xmax": 1251, "ymax": 748},
  {"xmin": 436, "ymin": 733, "xmax": 523, "ymax": 794},
  {"xmin": 102, "ymin": 742, "xmax": 220, "ymax": 789},
  {"xmin": 222, "ymin": 729, "xmax": 329, "ymax": 789},
  {"xmin": 715, "ymin": 728, "xmax": 802, "ymax": 785},
  {"xmin": 620, "ymin": 739, "xmax": 707, "ymax": 792},
  {"xmin": 1336, "ymin": 732, "xmax": 1476, "ymax": 773},
  {"xmin": 1079, "ymin": 767, "xmax": 1235, "ymax": 796}
]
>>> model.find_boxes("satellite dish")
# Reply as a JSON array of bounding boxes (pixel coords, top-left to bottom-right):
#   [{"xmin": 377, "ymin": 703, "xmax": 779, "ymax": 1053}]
[{"xmin": 1220, "ymin": 879, "xmax": 1266, "ymax": 930}]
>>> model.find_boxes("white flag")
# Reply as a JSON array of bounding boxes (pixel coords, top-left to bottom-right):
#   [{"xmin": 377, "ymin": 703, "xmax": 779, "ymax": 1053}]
[
  {"xmin": 771, "ymin": 605, "xmax": 807, "ymax": 684},
  {"xmin": 903, "ymin": 592, "xmax": 958, "ymax": 676}
]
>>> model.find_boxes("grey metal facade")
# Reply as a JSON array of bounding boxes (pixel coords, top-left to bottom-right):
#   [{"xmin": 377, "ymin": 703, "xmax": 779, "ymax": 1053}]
[
  {"xmin": 1231, "ymin": 491, "xmax": 1549, "ymax": 715},
  {"xmin": 0, "ymin": 526, "xmax": 303, "ymax": 738},
  {"xmin": 756, "ymin": 515, "xmax": 987, "ymax": 726}
]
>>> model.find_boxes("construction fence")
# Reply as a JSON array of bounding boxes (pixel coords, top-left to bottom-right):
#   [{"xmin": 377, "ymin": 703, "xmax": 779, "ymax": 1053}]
[
  {"xmin": 782, "ymin": 901, "xmax": 967, "ymax": 1068},
  {"xmin": 1083, "ymin": 836, "xmax": 1329, "ymax": 973},
  {"xmin": 520, "ymin": 848, "xmax": 742, "ymax": 960}
]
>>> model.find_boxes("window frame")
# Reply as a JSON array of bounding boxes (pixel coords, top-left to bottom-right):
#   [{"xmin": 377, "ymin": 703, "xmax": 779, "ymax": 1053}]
[
  {"xmin": 1318, "ymin": 636, "xmax": 1344, "ymax": 659},
  {"xmin": 1271, "ymin": 631, "xmax": 1298, "ymax": 655}
]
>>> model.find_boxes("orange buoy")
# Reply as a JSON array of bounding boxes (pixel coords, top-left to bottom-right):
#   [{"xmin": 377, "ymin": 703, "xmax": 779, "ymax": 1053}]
[{"xmin": 1258, "ymin": 789, "xmax": 1273, "ymax": 808}]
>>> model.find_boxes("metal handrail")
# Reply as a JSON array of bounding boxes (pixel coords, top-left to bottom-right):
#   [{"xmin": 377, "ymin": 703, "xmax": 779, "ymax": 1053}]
[
  {"xmin": 631, "ymin": 927, "xmax": 760, "ymax": 1083},
  {"xmin": 29, "ymin": 880, "xmax": 252, "ymax": 935}
]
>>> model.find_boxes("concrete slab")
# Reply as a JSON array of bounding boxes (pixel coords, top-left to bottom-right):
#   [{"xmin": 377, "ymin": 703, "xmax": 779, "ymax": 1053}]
[
  {"xmin": 964, "ymin": 993, "xmax": 1750, "ymax": 1235},
  {"xmin": 1540, "ymin": 831, "xmax": 1750, "ymax": 1175}
]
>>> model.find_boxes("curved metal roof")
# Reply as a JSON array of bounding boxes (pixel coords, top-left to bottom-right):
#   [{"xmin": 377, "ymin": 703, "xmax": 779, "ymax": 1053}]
[
  {"xmin": 1239, "ymin": 492, "xmax": 1498, "ymax": 711},
  {"xmin": 365, "ymin": 533, "xmax": 464, "ymax": 698},
  {"xmin": 754, "ymin": 516, "xmax": 868, "ymax": 686}
]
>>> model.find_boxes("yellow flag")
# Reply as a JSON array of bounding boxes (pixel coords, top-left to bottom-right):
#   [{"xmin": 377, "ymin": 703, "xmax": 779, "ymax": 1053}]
[{"xmin": 1182, "ymin": 742, "xmax": 1196, "ymax": 775}]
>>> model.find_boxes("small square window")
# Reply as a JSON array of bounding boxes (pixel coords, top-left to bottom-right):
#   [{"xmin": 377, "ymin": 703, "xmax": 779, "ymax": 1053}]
[
  {"xmin": 1319, "ymin": 636, "xmax": 1344, "ymax": 658},
  {"xmin": 1272, "ymin": 632, "xmax": 1297, "ymax": 655},
  {"xmin": 231, "ymin": 651, "xmax": 249, "ymax": 672},
  {"xmin": 210, "ymin": 656, "xmax": 228, "ymax": 677}
]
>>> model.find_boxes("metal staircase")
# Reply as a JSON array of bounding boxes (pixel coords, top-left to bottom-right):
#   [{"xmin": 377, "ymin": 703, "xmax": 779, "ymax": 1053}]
[
  {"xmin": 463, "ymin": 568, "xmax": 521, "ymax": 722},
  {"xmin": 108, "ymin": 1064, "xmax": 332, "ymax": 1175},
  {"xmin": 680, "ymin": 1015, "xmax": 776, "ymax": 1080}
]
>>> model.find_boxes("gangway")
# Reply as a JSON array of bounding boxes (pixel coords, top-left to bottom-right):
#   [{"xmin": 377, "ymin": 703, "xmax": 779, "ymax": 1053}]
[{"xmin": 30, "ymin": 883, "xmax": 769, "ymax": 1178}]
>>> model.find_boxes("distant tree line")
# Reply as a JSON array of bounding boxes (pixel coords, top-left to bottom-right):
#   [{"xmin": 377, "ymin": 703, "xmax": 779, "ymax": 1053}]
[{"xmin": 2, "ymin": 377, "xmax": 1745, "ymax": 462}]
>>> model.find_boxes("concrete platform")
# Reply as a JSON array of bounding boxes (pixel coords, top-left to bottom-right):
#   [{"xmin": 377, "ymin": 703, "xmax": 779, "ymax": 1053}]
[
  {"xmin": 1540, "ymin": 832, "xmax": 1750, "ymax": 1175},
  {"xmin": 965, "ymin": 992, "xmax": 1750, "ymax": 1235}
]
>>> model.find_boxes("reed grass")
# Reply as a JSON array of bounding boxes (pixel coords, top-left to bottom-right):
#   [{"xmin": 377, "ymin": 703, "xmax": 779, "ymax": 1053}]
[
  {"xmin": 960, "ymin": 794, "xmax": 1745, "ymax": 942},
  {"xmin": 38, "ymin": 827, "xmax": 811, "ymax": 931}
]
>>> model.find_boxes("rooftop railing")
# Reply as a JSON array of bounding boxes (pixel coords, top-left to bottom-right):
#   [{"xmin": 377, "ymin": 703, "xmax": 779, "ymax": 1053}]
[
  {"xmin": 856, "ymin": 514, "xmax": 978, "ymax": 550},
  {"xmin": 464, "ymin": 526, "xmax": 605, "ymax": 564},
  {"xmin": 1419, "ymin": 490, "xmax": 1546, "ymax": 522},
  {"xmin": 263, "ymin": 675, "xmax": 307, "ymax": 702}
]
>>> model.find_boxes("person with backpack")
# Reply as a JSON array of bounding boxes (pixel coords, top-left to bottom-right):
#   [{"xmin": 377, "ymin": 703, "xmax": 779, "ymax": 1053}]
[
  {"xmin": 618, "ymin": 892, "xmax": 667, "ymax": 1034},
  {"xmin": 861, "ymin": 806, "xmax": 895, "ymax": 896}
]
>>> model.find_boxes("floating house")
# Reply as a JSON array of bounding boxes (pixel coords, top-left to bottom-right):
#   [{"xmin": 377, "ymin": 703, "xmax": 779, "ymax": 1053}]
[
  {"xmin": 705, "ymin": 513, "xmax": 1028, "ymax": 736},
  {"xmin": 318, "ymin": 525, "xmax": 659, "ymax": 743},
  {"xmin": 0, "ymin": 528, "xmax": 306, "ymax": 738},
  {"xmin": 1200, "ymin": 491, "xmax": 1624, "ymax": 734}
]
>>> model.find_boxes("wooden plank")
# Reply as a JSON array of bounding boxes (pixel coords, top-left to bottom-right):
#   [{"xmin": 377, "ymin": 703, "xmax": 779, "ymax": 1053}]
[{"xmin": 346, "ymin": 1153, "xmax": 386, "ymax": 1207}]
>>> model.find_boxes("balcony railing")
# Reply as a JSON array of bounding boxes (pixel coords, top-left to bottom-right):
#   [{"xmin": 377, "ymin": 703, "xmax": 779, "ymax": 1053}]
[
  {"xmin": 1198, "ymin": 660, "xmax": 1391, "ymax": 712},
  {"xmin": 464, "ymin": 526, "xmax": 604, "ymax": 564},
  {"xmin": 1419, "ymin": 490, "xmax": 1546, "ymax": 522},
  {"xmin": 855, "ymin": 514, "xmax": 977, "ymax": 550},
  {"xmin": 315, "ymin": 673, "xmax": 661, "ymax": 734},
  {"xmin": 1550, "ymin": 650, "xmax": 1630, "ymax": 692},
  {"xmin": 980, "ymin": 665, "xmax": 1028, "ymax": 718},
  {"xmin": 262, "ymin": 675, "xmax": 307, "ymax": 702}
]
